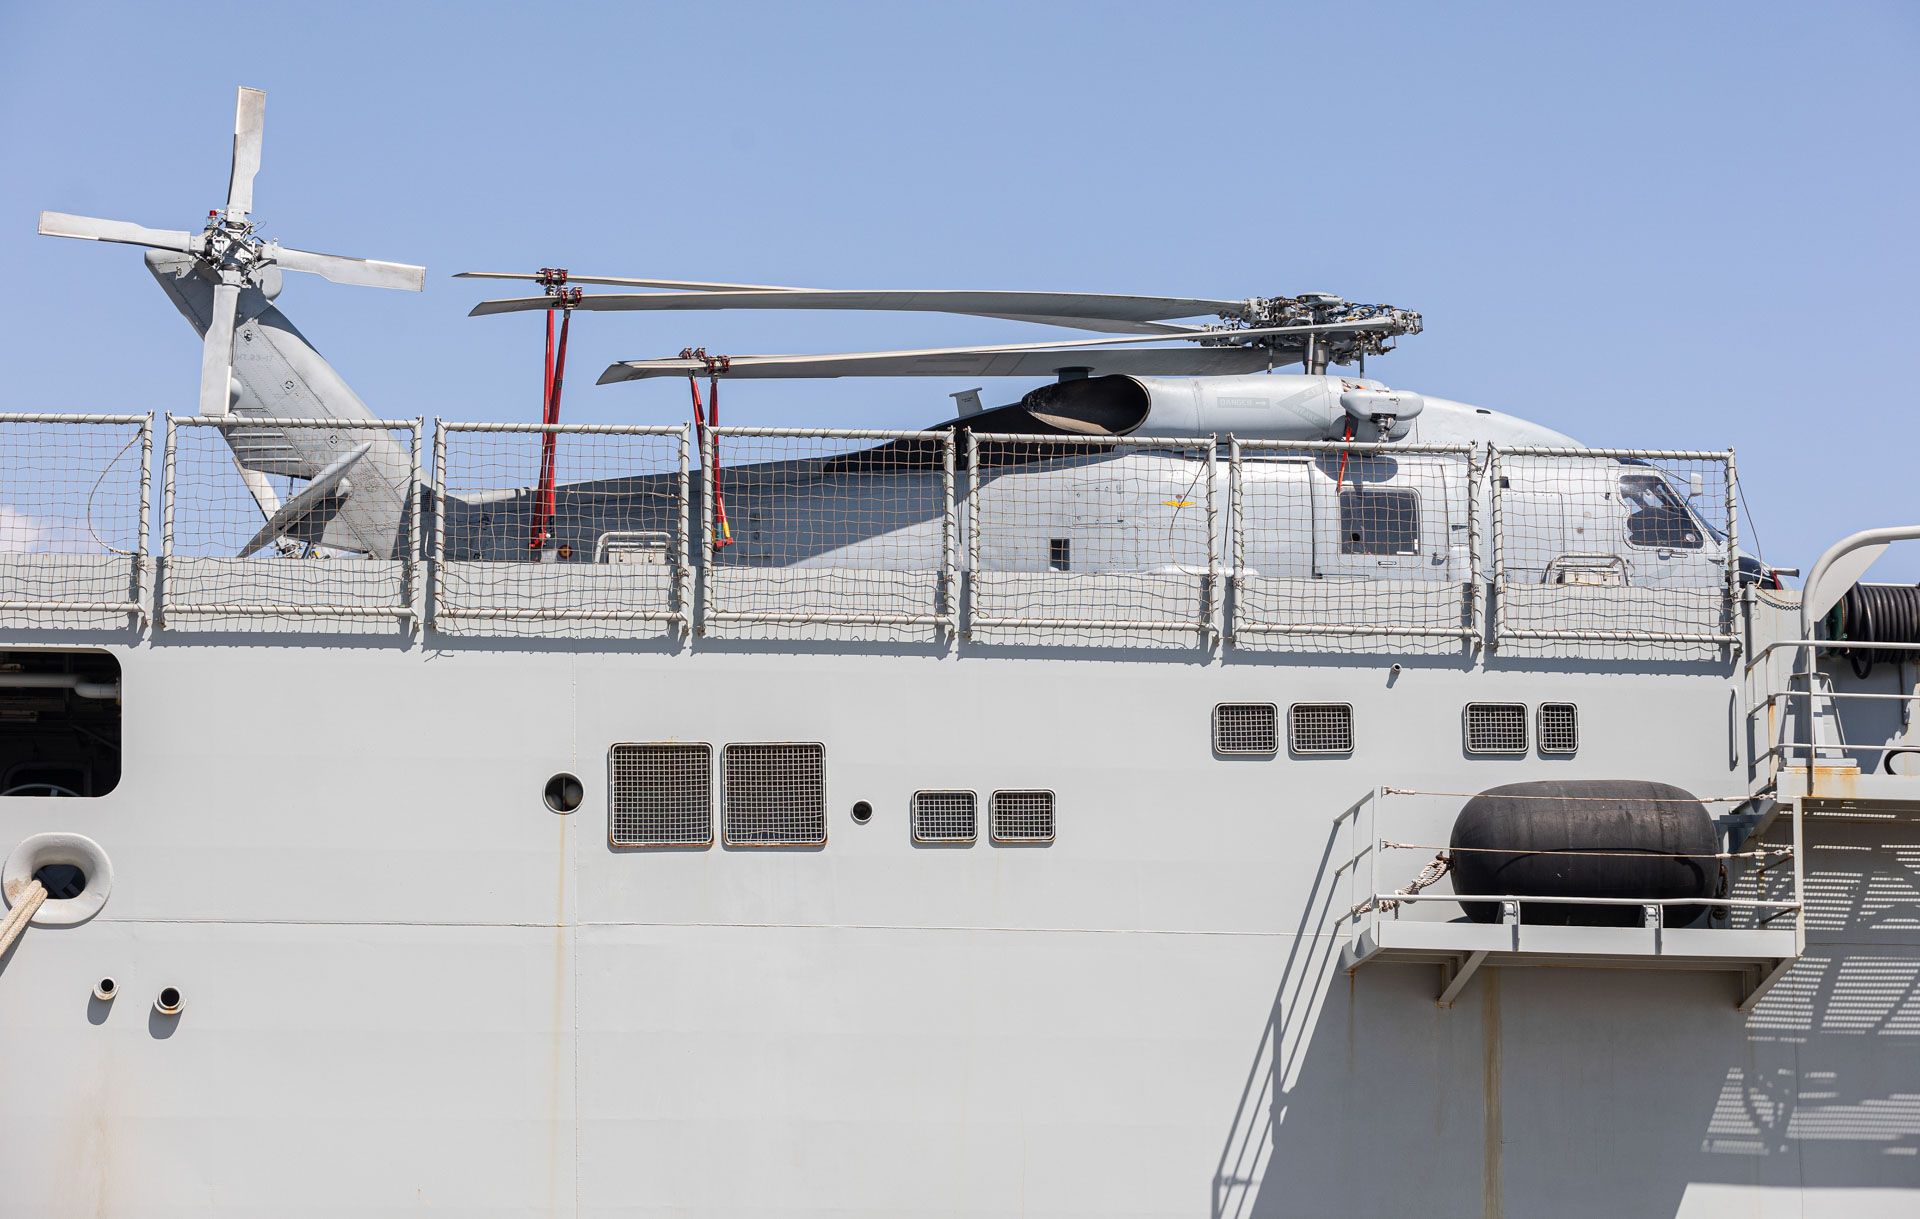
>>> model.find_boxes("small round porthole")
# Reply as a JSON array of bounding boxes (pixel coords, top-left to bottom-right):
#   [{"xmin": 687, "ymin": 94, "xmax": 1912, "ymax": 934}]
[
  {"xmin": 850, "ymin": 800, "xmax": 873, "ymax": 825},
  {"xmin": 543, "ymin": 773, "xmax": 584, "ymax": 814}
]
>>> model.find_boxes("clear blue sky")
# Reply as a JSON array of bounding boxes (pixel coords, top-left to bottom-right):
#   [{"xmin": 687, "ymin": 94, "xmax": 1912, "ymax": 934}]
[{"xmin": 3, "ymin": 1, "xmax": 1915, "ymax": 576}]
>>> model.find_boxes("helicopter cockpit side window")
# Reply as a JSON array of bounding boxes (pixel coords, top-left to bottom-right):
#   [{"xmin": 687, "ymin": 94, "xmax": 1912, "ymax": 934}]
[
  {"xmin": 1619, "ymin": 475, "xmax": 1704, "ymax": 550},
  {"xmin": 1338, "ymin": 487, "xmax": 1421, "ymax": 556}
]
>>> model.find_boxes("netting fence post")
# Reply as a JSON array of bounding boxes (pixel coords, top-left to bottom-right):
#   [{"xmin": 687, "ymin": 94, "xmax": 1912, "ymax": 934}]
[
  {"xmin": 430, "ymin": 419, "xmax": 447, "ymax": 626},
  {"xmin": 406, "ymin": 418, "xmax": 424, "ymax": 627},
  {"xmin": 1205, "ymin": 435, "xmax": 1221, "ymax": 649},
  {"xmin": 698, "ymin": 424, "xmax": 716, "ymax": 637},
  {"xmin": 1465, "ymin": 443, "xmax": 1482, "ymax": 647},
  {"xmin": 1487, "ymin": 445, "xmax": 1504, "ymax": 651},
  {"xmin": 158, "ymin": 415, "xmax": 178, "ymax": 629},
  {"xmin": 965, "ymin": 429, "xmax": 981, "ymax": 642},
  {"xmin": 1228, "ymin": 435, "xmax": 1243, "ymax": 647},
  {"xmin": 136, "ymin": 414, "xmax": 154, "ymax": 623},
  {"xmin": 941, "ymin": 429, "xmax": 958, "ymax": 644},
  {"xmin": 1723, "ymin": 448, "xmax": 1740, "ymax": 652},
  {"xmin": 676, "ymin": 423, "xmax": 692, "ymax": 637}
]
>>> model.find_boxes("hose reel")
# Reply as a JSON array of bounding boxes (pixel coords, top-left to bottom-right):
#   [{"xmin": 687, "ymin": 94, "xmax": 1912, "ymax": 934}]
[{"xmin": 1825, "ymin": 582, "xmax": 1920, "ymax": 677}]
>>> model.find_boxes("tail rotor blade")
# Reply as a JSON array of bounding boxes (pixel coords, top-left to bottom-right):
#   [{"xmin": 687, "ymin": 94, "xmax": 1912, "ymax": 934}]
[
  {"xmin": 226, "ymin": 87, "xmax": 266, "ymax": 217},
  {"xmin": 273, "ymin": 246, "xmax": 425, "ymax": 291},
  {"xmin": 199, "ymin": 281, "xmax": 240, "ymax": 416},
  {"xmin": 38, "ymin": 211, "xmax": 195, "ymax": 253}
]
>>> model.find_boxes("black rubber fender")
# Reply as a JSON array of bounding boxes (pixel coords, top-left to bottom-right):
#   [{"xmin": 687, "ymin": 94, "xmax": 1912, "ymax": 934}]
[{"xmin": 1450, "ymin": 779, "xmax": 1717, "ymax": 927}]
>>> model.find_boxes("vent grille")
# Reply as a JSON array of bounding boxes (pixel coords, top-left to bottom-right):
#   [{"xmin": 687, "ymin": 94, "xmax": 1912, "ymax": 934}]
[
  {"xmin": 1289, "ymin": 703, "xmax": 1354, "ymax": 755},
  {"xmin": 912, "ymin": 790, "xmax": 978, "ymax": 843},
  {"xmin": 1465, "ymin": 703, "xmax": 1528, "ymax": 755},
  {"xmin": 991, "ymin": 790, "xmax": 1056, "ymax": 844},
  {"xmin": 608, "ymin": 743, "xmax": 712, "ymax": 846},
  {"xmin": 723, "ymin": 743, "xmax": 826, "ymax": 846},
  {"xmin": 1538, "ymin": 703, "xmax": 1579, "ymax": 754},
  {"xmin": 1213, "ymin": 703, "xmax": 1278, "ymax": 755}
]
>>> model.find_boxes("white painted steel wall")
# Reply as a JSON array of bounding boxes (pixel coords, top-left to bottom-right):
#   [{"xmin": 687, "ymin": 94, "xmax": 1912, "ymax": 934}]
[{"xmin": 2, "ymin": 624, "xmax": 1914, "ymax": 1217}]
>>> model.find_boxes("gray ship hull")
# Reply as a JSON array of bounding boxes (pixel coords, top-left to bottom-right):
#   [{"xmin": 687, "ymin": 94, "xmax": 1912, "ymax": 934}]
[{"xmin": 2, "ymin": 627, "xmax": 1913, "ymax": 1217}]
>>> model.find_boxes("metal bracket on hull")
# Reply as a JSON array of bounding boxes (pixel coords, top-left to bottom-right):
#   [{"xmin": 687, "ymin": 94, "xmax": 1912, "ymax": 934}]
[
  {"xmin": 1738, "ymin": 955, "xmax": 1797, "ymax": 1013},
  {"xmin": 1435, "ymin": 950, "xmax": 1487, "ymax": 1008}
]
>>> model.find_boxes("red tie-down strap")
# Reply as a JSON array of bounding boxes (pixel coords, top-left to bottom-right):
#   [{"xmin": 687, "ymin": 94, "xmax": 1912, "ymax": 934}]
[
  {"xmin": 526, "ymin": 270, "xmax": 581, "ymax": 552},
  {"xmin": 683, "ymin": 347, "xmax": 733, "ymax": 549},
  {"xmin": 528, "ymin": 306, "xmax": 572, "ymax": 550},
  {"xmin": 1334, "ymin": 418, "xmax": 1355, "ymax": 496}
]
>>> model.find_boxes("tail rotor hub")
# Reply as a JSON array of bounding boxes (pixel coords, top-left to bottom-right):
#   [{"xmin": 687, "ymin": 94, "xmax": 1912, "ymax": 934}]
[
  {"xmin": 35, "ymin": 85, "xmax": 424, "ymax": 417},
  {"xmin": 198, "ymin": 212, "xmax": 269, "ymax": 284}
]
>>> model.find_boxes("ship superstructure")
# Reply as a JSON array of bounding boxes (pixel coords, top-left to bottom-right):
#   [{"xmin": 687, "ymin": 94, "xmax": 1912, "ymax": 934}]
[{"xmin": 2, "ymin": 88, "xmax": 1918, "ymax": 1218}]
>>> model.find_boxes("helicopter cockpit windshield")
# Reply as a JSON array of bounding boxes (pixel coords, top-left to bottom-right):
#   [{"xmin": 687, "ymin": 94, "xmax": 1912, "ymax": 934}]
[{"xmin": 1619, "ymin": 472, "xmax": 1711, "ymax": 550}]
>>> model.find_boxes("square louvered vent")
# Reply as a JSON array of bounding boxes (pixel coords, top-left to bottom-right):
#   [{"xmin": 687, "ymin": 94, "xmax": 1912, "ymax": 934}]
[
  {"xmin": 1213, "ymin": 703, "xmax": 1278, "ymax": 756},
  {"xmin": 1538, "ymin": 703, "xmax": 1579, "ymax": 755},
  {"xmin": 1465, "ymin": 703, "xmax": 1528, "ymax": 755},
  {"xmin": 723, "ymin": 743, "xmax": 826, "ymax": 846},
  {"xmin": 912, "ymin": 790, "xmax": 978, "ymax": 843},
  {"xmin": 608, "ymin": 743, "xmax": 712, "ymax": 847},
  {"xmin": 1289, "ymin": 703, "xmax": 1354, "ymax": 755},
  {"xmin": 990, "ymin": 790, "xmax": 1056, "ymax": 844}
]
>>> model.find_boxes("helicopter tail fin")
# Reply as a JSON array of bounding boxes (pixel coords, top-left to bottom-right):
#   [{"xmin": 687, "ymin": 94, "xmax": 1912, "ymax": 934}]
[{"xmin": 145, "ymin": 251, "xmax": 414, "ymax": 558}]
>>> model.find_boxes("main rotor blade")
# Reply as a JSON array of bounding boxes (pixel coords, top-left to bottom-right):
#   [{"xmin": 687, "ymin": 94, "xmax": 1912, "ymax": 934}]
[
  {"xmin": 467, "ymin": 292, "xmax": 1203, "ymax": 333},
  {"xmin": 199, "ymin": 281, "xmax": 240, "ymax": 416},
  {"xmin": 467, "ymin": 288, "xmax": 1243, "ymax": 333},
  {"xmin": 599, "ymin": 318, "xmax": 1382, "ymax": 382},
  {"xmin": 600, "ymin": 346, "xmax": 1283, "ymax": 382},
  {"xmin": 226, "ymin": 86, "xmax": 266, "ymax": 217},
  {"xmin": 454, "ymin": 271, "xmax": 800, "ymax": 291},
  {"xmin": 273, "ymin": 246, "xmax": 426, "ymax": 291},
  {"xmin": 38, "ymin": 211, "xmax": 196, "ymax": 253},
  {"xmin": 598, "ymin": 318, "xmax": 1385, "ymax": 383}
]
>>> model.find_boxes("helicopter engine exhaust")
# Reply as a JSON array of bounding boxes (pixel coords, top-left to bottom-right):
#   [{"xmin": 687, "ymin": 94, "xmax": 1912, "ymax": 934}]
[
  {"xmin": 1011, "ymin": 374, "xmax": 1425, "ymax": 443},
  {"xmin": 1015, "ymin": 376, "xmax": 1153, "ymax": 436}
]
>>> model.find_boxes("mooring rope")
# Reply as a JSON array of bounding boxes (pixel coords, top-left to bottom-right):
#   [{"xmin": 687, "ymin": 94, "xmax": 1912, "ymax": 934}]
[
  {"xmin": 0, "ymin": 879, "xmax": 48, "ymax": 960},
  {"xmin": 1351, "ymin": 852, "xmax": 1453, "ymax": 918}
]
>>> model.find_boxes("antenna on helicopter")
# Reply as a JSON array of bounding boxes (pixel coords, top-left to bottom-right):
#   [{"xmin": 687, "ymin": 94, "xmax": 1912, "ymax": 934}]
[{"xmin": 38, "ymin": 86, "xmax": 426, "ymax": 418}]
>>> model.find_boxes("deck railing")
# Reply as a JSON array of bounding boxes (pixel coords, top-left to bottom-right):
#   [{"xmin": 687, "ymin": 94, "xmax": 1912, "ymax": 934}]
[
  {"xmin": 0, "ymin": 413, "xmax": 1750, "ymax": 652},
  {"xmin": 702, "ymin": 427, "xmax": 955, "ymax": 642},
  {"xmin": 1748, "ymin": 640, "xmax": 1920, "ymax": 800},
  {"xmin": 1746, "ymin": 528, "xmax": 1920, "ymax": 795},
  {"xmin": 968, "ymin": 432, "xmax": 1219, "ymax": 647},
  {"xmin": 0, "ymin": 412, "xmax": 151, "ymax": 630},
  {"xmin": 1489, "ymin": 446, "xmax": 1738, "ymax": 651},
  {"xmin": 431, "ymin": 421, "xmax": 690, "ymax": 637},
  {"xmin": 1230, "ymin": 438, "xmax": 1477, "ymax": 651},
  {"xmin": 159, "ymin": 415, "xmax": 421, "ymax": 630}
]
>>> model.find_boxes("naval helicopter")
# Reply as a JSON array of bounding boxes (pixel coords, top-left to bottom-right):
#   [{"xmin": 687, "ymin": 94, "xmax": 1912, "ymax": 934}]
[{"xmin": 33, "ymin": 86, "xmax": 1731, "ymax": 597}]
